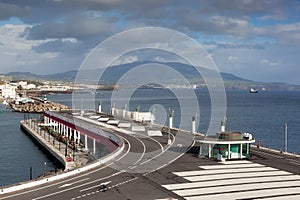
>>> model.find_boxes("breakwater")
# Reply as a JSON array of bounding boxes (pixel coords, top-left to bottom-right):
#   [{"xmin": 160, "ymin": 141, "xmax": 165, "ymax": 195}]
[{"xmin": 9, "ymin": 97, "xmax": 69, "ymax": 113}]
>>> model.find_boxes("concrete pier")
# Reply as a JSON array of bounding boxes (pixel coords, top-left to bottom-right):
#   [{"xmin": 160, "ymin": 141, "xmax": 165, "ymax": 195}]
[{"xmin": 20, "ymin": 119, "xmax": 87, "ymax": 171}]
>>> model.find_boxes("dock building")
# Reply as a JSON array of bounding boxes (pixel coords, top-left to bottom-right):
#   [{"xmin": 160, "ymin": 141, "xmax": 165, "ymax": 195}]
[{"xmin": 194, "ymin": 131, "xmax": 255, "ymax": 160}]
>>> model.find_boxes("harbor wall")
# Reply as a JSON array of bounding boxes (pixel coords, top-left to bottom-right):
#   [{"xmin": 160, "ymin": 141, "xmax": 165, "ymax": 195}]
[{"xmin": 20, "ymin": 120, "xmax": 66, "ymax": 169}]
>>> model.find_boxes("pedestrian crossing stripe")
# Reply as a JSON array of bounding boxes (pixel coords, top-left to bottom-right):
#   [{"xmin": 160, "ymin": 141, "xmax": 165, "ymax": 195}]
[{"xmin": 163, "ymin": 160, "xmax": 300, "ymax": 200}]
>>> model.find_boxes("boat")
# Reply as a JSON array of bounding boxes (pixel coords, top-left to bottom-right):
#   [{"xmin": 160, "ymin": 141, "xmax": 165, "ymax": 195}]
[{"xmin": 250, "ymin": 88, "xmax": 258, "ymax": 93}]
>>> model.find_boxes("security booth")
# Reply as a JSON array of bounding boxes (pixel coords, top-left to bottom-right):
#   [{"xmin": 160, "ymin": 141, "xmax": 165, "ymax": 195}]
[{"xmin": 194, "ymin": 132, "xmax": 255, "ymax": 160}]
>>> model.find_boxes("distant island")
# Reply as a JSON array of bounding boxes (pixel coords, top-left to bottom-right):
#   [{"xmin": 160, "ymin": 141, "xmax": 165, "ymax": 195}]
[{"xmin": 1, "ymin": 61, "xmax": 300, "ymax": 91}]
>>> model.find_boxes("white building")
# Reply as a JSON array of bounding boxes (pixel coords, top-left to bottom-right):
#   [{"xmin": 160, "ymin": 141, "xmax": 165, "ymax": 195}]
[
  {"xmin": 18, "ymin": 81, "xmax": 28, "ymax": 89},
  {"xmin": 26, "ymin": 83, "xmax": 36, "ymax": 90},
  {"xmin": 2, "ymin": 87, "xmax": 16, "ymax": 99},
  {"xmin": 0, "ymin": 82, "xmax": 17, "ymax": 99}
]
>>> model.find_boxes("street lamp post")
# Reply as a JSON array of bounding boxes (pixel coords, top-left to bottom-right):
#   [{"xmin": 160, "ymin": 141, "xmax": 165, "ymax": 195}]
[
  {"xmin": 285, "ymin": 123, "xmax": 288, "ymax": 153},
  {"xmin": 167, "ymin": 109, "xmax": 173, "ymax": 145}
]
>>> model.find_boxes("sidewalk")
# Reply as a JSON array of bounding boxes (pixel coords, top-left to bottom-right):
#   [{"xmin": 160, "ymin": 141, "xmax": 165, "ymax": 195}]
[{"xmin": 21, "ymin": 119, "xmax": 89, "ymax": 170}]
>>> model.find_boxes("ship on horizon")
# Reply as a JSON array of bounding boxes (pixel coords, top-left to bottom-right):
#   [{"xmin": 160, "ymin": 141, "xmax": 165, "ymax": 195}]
[{"xmin": 250, "ymin": 88, "xmax": 258, "ymax": 93}]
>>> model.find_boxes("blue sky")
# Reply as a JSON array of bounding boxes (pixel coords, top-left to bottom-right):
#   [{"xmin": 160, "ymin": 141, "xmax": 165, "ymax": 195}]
[{"xmin": 0, "ymin": 0, "xmax": 300, "ymax": 84}]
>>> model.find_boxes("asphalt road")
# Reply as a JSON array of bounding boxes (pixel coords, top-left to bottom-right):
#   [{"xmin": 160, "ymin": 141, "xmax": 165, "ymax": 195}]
[{"xmin": 2, "ymin": 111, "xmax": 300, "ymax": 200}]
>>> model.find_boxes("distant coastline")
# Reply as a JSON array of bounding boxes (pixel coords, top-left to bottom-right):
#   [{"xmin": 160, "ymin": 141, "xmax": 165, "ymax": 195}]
[{"xmin": 1, "ymin": 61, "xmax": 300, "ymax": 92}]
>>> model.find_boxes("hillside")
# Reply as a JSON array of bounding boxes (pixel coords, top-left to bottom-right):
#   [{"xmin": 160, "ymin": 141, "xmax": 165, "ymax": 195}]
[{"xmin": 1, "ymin": 62, "xmax": 300, "ymax": 91}]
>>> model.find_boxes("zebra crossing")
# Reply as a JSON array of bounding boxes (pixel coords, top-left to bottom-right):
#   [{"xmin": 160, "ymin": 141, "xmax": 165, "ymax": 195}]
[{"xmin": 163, "ymin": 160, "xmax": 300, "ymax": 200}]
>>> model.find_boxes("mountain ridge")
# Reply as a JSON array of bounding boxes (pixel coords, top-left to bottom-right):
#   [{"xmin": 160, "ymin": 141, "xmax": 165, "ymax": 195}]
[{"xmin": 1, "ymin": 61, "xmax": 299, "ymax": 91}]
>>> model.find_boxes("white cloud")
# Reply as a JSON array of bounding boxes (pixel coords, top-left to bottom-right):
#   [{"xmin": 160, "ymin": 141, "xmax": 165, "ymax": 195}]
[
  {"xmin": 228, "ymin": 56, "xmax": 239, "ymax": 61},
  {"xmin": 0, "ymin": 24, "xmax": 70, "ymax": 74},
  {"xmin": 260, "ymin": 59, "xmax": 269, "ymax": 64},
  {"xmin": 112, "ymin": 55, "xmax": 139, "ymax": 65},
  {"xmin": 260, "ymin": 59, "xmax": 280, "ymax": 66}
]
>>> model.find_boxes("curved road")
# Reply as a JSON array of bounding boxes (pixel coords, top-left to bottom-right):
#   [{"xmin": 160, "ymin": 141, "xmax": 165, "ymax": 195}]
[{"xmin": 0, "ymin": 113, "xmax": 193, "ymax": 200}]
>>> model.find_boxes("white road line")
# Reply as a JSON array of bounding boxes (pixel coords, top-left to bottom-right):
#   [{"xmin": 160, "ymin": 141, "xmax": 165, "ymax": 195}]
[
  {"xmin": 59, "ymin": 178, "xmax": 90, "ymax": 188},
  {"xmin": 135, "ymin": 130, "xmax": 164, "ymax": 152},
  {"xmin": 184, "ymin": 187, "xmax": 300, "ymax": 200},
  {"xmin": 221, "ymin": 160, "xmax": 254, "ymax": 165},
  {"xmin": 174, "ymin": 167, "xmax": 278, "ymax": 176},
  {"xmin": 163, "ymin": 156, "xmax": 300, "ymax": 200},
  {"xmin": 174, "ymin": 180, "xmax": 300, "ymax": 197},
  {"xmin": 139, "ymin": 133, "xmax": 175, "ymax": 166},
  {"xmin": 79, "ymin": 181, "xmax": 111, "ymax": 192},
  {"xmin": 0, "ymin": 163, "xmax": 113, "ymax": 200},
  {"xmin": 259, "ymin": 194, "xmax": 300, "ymax": 200},
  {"xmin": 199, "ymin": 163, "xmax": 265, "ymax": 169},
  {"xmin": 72, "ymin": 177, "xmax": 139, "ymax": 200},
  {"xmin": 115, "ymin": 136, "xmax": 131, "ymax": 162},
  {"xmin": 32, "ymin": 170, "xmax": 125, "ymax": 200},
  {"xmin": 3, "ymin": 121, "xmax": 131, "ymax": 199},
  {"xmin": 131, "ymin": 135, "xmax": 146, "ymax": 165},
  {"xmin": 29, "ymin": 134, "xmax": 129, "ymax": 200},
  {"xmin": 184, "ymin": 170, "xmax": 291, "ymax": 182},
  {"xmin": 163, "ymin": 175, "xmax": 300, "ymax": 190}
]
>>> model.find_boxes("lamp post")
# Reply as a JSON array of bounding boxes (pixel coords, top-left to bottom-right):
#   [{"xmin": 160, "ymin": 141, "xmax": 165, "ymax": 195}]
[
  {"xmin": 285, "ymin": 123, "xmax": 288, "ymax": 153},
  {"xmin": 167, "ymin": 109, "xmax": 173, "ymax": 145}
]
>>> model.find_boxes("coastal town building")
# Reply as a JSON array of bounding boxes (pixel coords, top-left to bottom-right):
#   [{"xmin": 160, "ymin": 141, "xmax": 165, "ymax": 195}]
[{"xmin": 0, "ymin": 83, "xmax": 17, "ymax": 99}]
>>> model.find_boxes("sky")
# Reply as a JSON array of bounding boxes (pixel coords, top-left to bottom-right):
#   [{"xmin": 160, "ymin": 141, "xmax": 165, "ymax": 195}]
[{"xmin": 0, "ymin": 0, "xmax": 300, "ymax": 84}]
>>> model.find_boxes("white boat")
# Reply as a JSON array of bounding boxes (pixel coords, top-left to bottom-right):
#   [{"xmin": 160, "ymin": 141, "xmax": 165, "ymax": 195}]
[{"xmin": 250, "ymin": 88, "xmax": 258, "ymax": 93}]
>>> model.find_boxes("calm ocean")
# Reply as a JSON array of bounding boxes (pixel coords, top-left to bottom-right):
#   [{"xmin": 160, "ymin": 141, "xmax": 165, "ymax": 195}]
[{"xmin": 0, "ymin": 89, "xmax": 299, "ymax": 186}]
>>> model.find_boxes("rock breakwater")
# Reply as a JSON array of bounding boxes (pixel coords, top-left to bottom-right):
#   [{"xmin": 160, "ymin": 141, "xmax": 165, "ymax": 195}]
[{"xmin": 9, "ymin": 99, "xmax": 69, "ymax": 113}]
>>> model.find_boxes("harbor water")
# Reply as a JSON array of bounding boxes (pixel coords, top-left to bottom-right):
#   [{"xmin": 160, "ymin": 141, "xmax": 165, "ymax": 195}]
[{"xmin": 0, "ymin": 89, "xmax": 299, "ymax": 187}]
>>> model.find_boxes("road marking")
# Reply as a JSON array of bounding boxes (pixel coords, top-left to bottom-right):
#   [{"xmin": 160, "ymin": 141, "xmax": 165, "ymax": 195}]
[
  {"xmin": 174, "ymin": 166, "xmax": 278, "ymax": 176},
  {"xmin": 32, "ymin": 171, "xmax": 124, "ymax": 200},
  {"xmin": 259, "ymin": 194, "xmax": 300, "ymax": 200},
  {"xmin": 129, "ymin": 166, "xmax": 137, "ymax": 169},
  {"xmin": 71, "ymin": 177, "xmax": 138, "ymax": 200},
  {"xmin": 132, "ymin": 136, "xmax": 146, "ymax": 165},
  {"xmin": 199, "ymin": 163, "xmax": 265, "ymax": 169},
  {"xmin": 163, "ymin": 175, "xmax": 300, "ymax": 190},
  {"xmin": 221, "ymin": 160, "xmax": 253, "ymax": 165},
  {"xmin": 185, "ymin": 187, "xmax": 300, "ymax": 200},
  {"xmin": 163, "ymin": 160, "xmax": 300, "ymax": 200},
  {"xmin": 59, "ymin": 178, "xmax": 89, "ymax": 188},
  {"xmin": 139, "ymin": 133, "xmax": 176, "ymax": 166},
  {"xmin": 135, "ymin": 130, "xmax": 164, "ymax": 152},
  {"xmin": 174, "ymin": 180, "xmax": 300, "ymax": 196},
  {"xmin": 185, "ymin": 170, "xmax": 291, "ymax": 182},
  {"xmin": 79, "ymin": 181, "xmax": 111, "ymax": 192}
]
